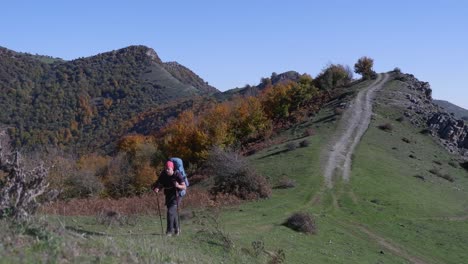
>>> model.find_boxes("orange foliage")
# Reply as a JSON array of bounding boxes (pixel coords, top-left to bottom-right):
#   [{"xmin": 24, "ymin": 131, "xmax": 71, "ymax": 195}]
[
  {"xmin": 260, "ymin": 81, "xmax": 295, "ymax": 119},
  {"xmin": 200, "ymin": 103, "xmax": 235, "ymax": 147},
  {"xmin": 161, "ymin": 110, "xmax": 209, "ymax": 164},
  {"xmin": 232, "ymin": 96, "xmax": 271, "ymax": 142},
  {"xmin": 77, "ymin": 153, "xmax": 110, "ymax": 173},
  {"xmin": 118, "ymin": 134, "xmax": 154, "ymax": 155},
  {"xmin": 134, "ymin": 162, "xmax": 157, "ymax": 189}
]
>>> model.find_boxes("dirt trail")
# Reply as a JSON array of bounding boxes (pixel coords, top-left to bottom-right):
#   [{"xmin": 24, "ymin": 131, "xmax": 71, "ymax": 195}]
[
  {"xmin": 323, "ymin": 73, "xmax": 389, "ymax": 188},
  {"xmin": 319, "ymin": 73, "xmax": 432, "ymax": 263}
]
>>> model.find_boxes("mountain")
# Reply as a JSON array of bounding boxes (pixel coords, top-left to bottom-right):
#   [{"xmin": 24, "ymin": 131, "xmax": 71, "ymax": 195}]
[
  {"xmin": 0, "ymin": 45, "xmax": 218, "ymax": 153},
  {"xmin": 433, "ymin": 99, "xmax": 468, "ymax": 120}
]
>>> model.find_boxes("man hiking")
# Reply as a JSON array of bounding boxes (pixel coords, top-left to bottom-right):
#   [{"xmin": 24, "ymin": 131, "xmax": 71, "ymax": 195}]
[{"xmin": 152, "ymin": 160, "xmax": 186, "ymax": 236}]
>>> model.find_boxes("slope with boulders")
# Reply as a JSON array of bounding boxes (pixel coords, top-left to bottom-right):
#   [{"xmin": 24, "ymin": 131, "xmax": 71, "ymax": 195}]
[{"xmin": 382, "ymin": 72, "xmax": 468, "ymax": 157}]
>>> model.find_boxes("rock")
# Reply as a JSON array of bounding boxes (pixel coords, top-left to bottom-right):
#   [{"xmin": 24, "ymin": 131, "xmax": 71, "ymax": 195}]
[
  {"xmin": 426, "ymin": 112, "xmax": 468, "ymax": 156},
  {"xmin": 397, "ymin": 73, "xmax": 467, "ymax": 157}
]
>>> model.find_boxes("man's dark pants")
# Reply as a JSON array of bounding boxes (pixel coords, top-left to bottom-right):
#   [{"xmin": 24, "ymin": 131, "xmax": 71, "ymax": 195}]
[{"xmin": 166, "ymin": 202, "xmax": 179, "ymax": 234}]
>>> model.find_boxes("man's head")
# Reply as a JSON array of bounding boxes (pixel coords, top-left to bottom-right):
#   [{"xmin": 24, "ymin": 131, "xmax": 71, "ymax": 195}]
[{"xmin": 165, "ymin": 161, "xmax": 174, "ymax": 176}]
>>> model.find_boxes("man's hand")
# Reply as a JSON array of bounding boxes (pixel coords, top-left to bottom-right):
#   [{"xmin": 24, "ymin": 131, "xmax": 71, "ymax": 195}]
[
  {"xmin": 153, "ymin": 188, "xmax": 159, "ymax": 193},
  {"xmin": 175, "ymin": 182, "xmax": 186, "ymax": 190}
]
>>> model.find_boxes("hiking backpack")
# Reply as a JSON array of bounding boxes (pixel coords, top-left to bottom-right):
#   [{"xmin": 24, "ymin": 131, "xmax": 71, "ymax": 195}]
[{"xmin": 169, "ymin": 157, "xmax": 189, "ymax": 197}]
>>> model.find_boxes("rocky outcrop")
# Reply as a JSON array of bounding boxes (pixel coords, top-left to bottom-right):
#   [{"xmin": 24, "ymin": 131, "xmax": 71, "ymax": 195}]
[
  {"xmin": 427, "ymin": 113, "xmax": 468, "ymax": 154},
  {"xmin": 395, "ymin": 73, "xmax": 468, "ymax": 157},
  {"xmin": 396, "ymin": 73, "xmax": 438, "ymax": 127},
  {"xmin": 397, "ymin": 73, "xmax": 433, "ymax": 99}
]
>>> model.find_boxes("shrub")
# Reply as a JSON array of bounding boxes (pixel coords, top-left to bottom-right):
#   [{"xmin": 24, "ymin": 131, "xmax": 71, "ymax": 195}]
[
  {"xmin": 303, "ymin": 128, "xmax": 315, "ymax": 137},
  {"xmin": 429, "ymin": 168, "xmax": 454, "ymax": 182},
  {"xmin": 440, "ymin": 174, "xmax": 454, "ymax": 182},
  {"xmin": 413, "ymin": 175, "xmax": 425, "ymax": 181},
  {"xmin": 299, "ymin": 139, "xmax": 310, "ymax": 148},
  {"xmin": 460, "ymin": 161, "xmax": 468, "ymax": 172},
  {"xmin": 334, "ymin": 107, "xmax": 345, "ymax": 115},
  {"xmin": 283, "ymin": 212, "xmax": 316, "ymax": 234},
  {"xmin": 402, "ymin": 137, "xmax": 411, "ymax": 143},
  {"xmin": 206, "ymin": 148, "xmax": 271, "ymax": 200},
  {"xmin": 64, "ymin": 169, "xmax": 104, "ymax": 198},
  {"xmin": 96, "ymin": 210, "xmax": 121, "ymax": 226},
  {"xmin": 448, "ymin": 161, "xmax": 458, "ymax": 168},
  {"xmin": 396, "ymin": 116, "xmax": 405, "ymax": 122},
  {"xmin": 378, "ymin": 123, "xmax": 393, "ymax": 132},
  {"xmin": 101, "ymin": 153, "xmax": 136, "ymax": 197},
  {"xmin": 354, "ymin": 56, "xmax": 375, "ymax": 80},
  {"xmin": 420, "ymin": 129, "xmax": 431, "ymax": 135},
  {"xmin": 275, "ymin": 176, "xmax": 296, "ymax": 189},
  {"xmin": 194, "ymin": 210, "xmax": 234, "ymax": 251},
  {"xmin": 0, "ymin": 131, "xmax": 54, "ymax": 221},
  {"xmin": 286, "ymin": 142, "xmax": 297, "ymax": 151},
  {"xmin": 315, "ymin": 64, "xmax": 352, "ymax": 91}
]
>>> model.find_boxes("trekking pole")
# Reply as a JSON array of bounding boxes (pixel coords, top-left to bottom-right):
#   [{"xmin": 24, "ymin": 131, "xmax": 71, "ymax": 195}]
[
  {"xmin": 156, "ymin": 192, "xmax": 164, "ymax": 235},
  {"xmin": 176, "ymin": 190, "xmax": 181, "ymax": 235}
]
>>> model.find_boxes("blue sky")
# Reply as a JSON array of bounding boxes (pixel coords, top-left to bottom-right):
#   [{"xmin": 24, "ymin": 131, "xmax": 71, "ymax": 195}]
[{"xmin": 1, "ymin": 0, "xmax": 467, "ymax": 108}]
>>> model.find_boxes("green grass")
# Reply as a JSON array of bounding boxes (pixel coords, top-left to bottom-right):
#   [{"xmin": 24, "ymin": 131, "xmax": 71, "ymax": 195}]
[
  {"xmin": 4, "ymin": 76, "xmax": 468, "ymax": 263},
  {"xmin": 342, "ymin": 78, "xmax": 468, "ymax": 263}
]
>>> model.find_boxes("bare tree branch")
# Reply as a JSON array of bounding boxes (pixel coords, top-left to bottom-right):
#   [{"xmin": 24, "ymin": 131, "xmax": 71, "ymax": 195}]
[{"xmin": 0, "ymin": 130, "xmax": 52, "ymax": 221}]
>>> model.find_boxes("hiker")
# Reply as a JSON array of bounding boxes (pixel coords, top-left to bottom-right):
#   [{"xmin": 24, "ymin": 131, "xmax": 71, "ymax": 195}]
[{"xmin": 152, "ymin": 160, "xmax": 186, "ymax": 236}]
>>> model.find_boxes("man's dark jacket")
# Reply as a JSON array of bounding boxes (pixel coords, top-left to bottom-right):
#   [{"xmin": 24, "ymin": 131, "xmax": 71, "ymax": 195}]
[{"xmin": 152, "ymin": 171, "xmax": 184, "ymax": 206}]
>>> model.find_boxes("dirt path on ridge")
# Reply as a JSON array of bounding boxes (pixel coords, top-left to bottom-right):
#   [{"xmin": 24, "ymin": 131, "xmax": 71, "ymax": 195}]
[
  {"xmin": 323, "ymin": 73, "xmax": 389, "ymax": 188},
  {"xmin": 319, "ymin": 73, "xmax": 432, "ymax": 263}
]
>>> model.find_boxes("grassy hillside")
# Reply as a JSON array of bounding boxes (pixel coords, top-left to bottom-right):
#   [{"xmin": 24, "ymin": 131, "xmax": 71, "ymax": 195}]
[{"xmin": 4, "ymin": 75, "xmax": 468, "ymax": 263}]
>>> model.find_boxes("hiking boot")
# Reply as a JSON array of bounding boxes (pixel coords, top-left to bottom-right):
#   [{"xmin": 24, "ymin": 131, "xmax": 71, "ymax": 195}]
[{"xmin": 175, "ymin": 229, "xmax": 181, "ymax": 236}]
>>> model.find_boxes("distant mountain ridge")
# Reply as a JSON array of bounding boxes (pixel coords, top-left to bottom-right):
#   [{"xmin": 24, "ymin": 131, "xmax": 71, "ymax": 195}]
[
  {"xmin": 0, "ymin": 45, "xmax": 218, "ymax": 152},
  {"xmin": 433, "ymin": 100, "xmax": 468, "ymax": 120},
  {"xmin": 162, "ymin": 61, "xmax": 218, "ymax": 94}
]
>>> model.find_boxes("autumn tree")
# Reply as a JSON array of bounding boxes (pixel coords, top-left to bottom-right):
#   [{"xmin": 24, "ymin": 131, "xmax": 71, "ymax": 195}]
[
  {"xmin": 160, "ymin": 110, "xmax": 209, "ymax": 164},
  {"xmin": 199, "ymin": 103, "xmax": 235, "ymax": 148},
  {"xmin": 289, "ymin": 74, "xmax": 318, "ymax": 111},
  {"xmin": 260, "ymin": 74, "xmax": 319, "ymax": 123},
  {"xmin": 261, "ymin": 81, "xmax": 294, "ymax": 119},
  {"xmin": 315, "ymin": 64, "xmax": 352, "ymax": 91},
  {"xmin": 231, "ymin": 96, "xmax": 272, "ymax": 144},
  {"xmin": 354, "ymin": 56, "xmax": 375, "ymax": 80},
  {"xmin": 117, "ymin": 135, "xmax": 161, "ymax": 192}
]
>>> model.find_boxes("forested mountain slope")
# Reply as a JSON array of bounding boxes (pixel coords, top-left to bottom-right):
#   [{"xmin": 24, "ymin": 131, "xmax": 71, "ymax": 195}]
[{"xmin": 0, "ymin": 46, "xmax": 218, "ymax": 153}]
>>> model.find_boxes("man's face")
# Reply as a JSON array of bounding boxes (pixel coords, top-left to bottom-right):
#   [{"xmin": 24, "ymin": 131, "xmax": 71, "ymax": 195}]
[{"xmin": 166, "ymin": 167, "xmax": 174, "ymax": 176}]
